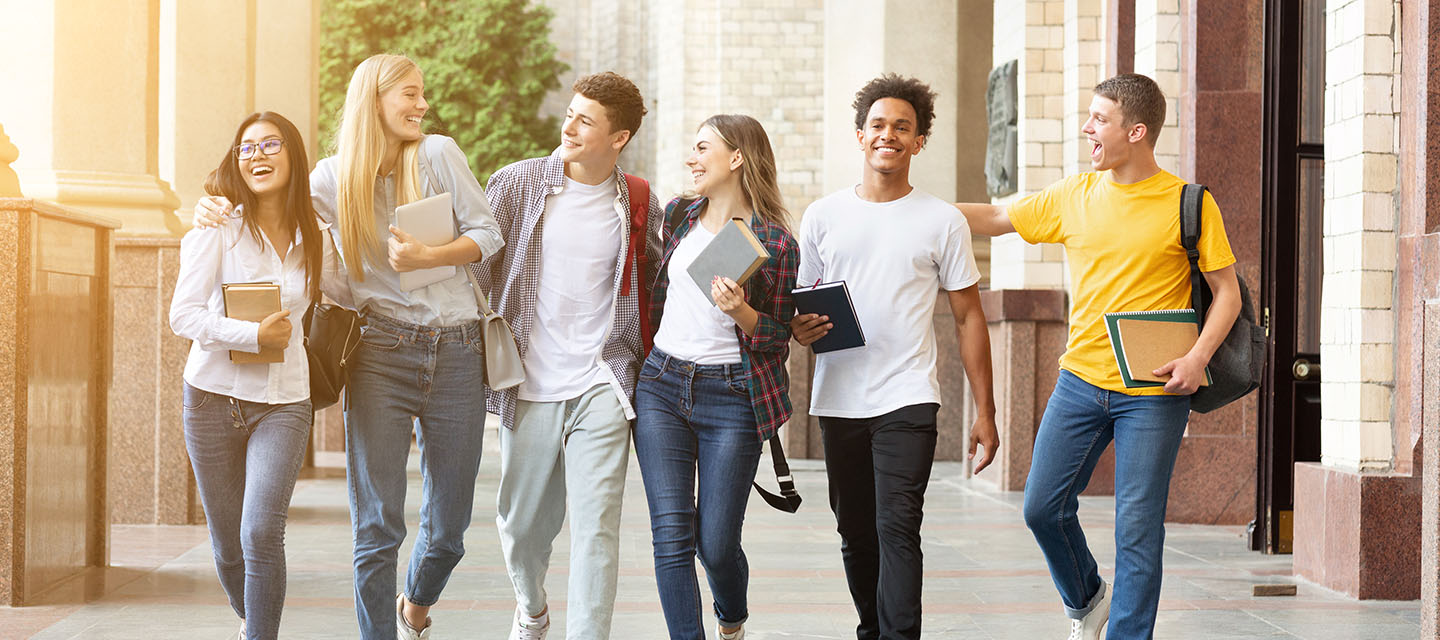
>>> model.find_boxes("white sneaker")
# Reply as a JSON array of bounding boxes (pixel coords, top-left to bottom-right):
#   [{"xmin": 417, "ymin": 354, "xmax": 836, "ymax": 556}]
[
  {"xmin": 510, "ymin": 606, "xmax": 550, "ymax": 640},
  {"xmin": 1067, "ymin": 580, "xmax": 1110, "ymax": 640},
  {"xmin": 717, "ymin": 624, "xmax": 745, "ymax": 640},
  {"xmin": 396, "ymin": 594, "xmax": 432, "ymax": 640},
  {"xmin": 237, "ymin": 619, "xmax": 246, "ymax": 640}
]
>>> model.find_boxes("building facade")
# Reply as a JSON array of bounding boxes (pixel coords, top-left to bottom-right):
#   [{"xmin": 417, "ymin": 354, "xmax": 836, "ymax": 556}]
[{"xmin": 1, "ymin": 0, "xmax": 1434, "ymax": 627}]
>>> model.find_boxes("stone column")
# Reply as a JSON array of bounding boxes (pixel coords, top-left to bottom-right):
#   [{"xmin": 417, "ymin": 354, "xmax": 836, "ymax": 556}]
[
  {"xmin": 0, "ymin": 125, "xmax": 19, "ymax": 197},
  {"xmin": 988, "ymin": 0, "xmax": 1068, "ymax": 292},
  {"xmin": 1063, "ymin": 0, "xmax": 1105, "ymax": 175},
  {"xmin": 1398, "ymin": 0, "xmax": 1437, "ymax": 625},
  {"xmin": 0, "ymin": 1, "xmax": 183, "ymax": 235},
  {"xmin": 1132, "ymin": 0, "xmax": 1183, "ymax": 175},
  {"xmin": 1293, "ymin": 0, "xmax": 1420, "ymax": 600},
  {"xmin": 1154, "ymin": 0, "xmax": 1263, "ymax": 526}
]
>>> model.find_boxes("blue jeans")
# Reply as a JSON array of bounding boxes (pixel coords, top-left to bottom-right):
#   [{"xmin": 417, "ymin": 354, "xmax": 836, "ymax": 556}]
[
  {"xmin": 634, "ymin": 348, "xmax": 763, "ymax": 640},
  {"xmin": 1022, "ymin": 370, "xmax": 1191, "ymax": 640},
  {"xmin": 182, "ymin": 383, "xmax": 312, "ymax": 640},
  {"xmin": 344, "ymin": 313, "xmax": 487, "ymax": 639}
]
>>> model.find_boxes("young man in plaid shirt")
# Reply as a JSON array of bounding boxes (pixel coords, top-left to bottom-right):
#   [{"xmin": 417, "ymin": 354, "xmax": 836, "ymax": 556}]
[
  {"xmin": 474, "ymin": 71, "xmax": 662, "ymax": 640},
  {"xmin": 790, "ymin": 74, "xmax": 1000, "ymax": 640}
]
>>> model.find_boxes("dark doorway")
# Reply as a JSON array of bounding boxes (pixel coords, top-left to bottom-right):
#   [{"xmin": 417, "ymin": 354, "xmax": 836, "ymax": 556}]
[{"xmin": 1254, "ymin": 0, "xmax": 1325, "ymax": 554}]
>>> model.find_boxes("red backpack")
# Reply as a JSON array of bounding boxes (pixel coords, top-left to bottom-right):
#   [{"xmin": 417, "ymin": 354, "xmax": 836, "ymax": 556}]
[{"xmin": 619, "ymin": 174, "xmax": 655, "ymax": 354}]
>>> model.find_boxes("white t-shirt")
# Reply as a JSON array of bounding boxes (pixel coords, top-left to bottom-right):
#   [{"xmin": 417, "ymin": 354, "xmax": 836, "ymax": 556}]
[
  {"xmin": 796, "ymin": 186, "xmax": 982, "ymax": 418},
  {"xmin": 518, "ymin": 176, "xmax": 624, "ymax": 402},
  {"xmin": 653, "ymin": 222, "xmax": 743, "ymax": 364}
]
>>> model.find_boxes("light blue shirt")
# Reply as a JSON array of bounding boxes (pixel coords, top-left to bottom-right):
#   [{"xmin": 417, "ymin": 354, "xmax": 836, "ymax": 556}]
[{"xmin": 310, "ymin": 134, "xmax": 505, "ymax": 326}]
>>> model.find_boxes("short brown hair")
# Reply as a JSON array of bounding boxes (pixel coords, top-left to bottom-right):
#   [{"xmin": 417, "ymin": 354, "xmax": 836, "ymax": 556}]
[
  {"xmin": 572, "ymin": 72, "xmax": 647, "ymax": 139},
  {"xmin": 1094, "ymin": 73, "xmax": 1166, "ymax": 146}
]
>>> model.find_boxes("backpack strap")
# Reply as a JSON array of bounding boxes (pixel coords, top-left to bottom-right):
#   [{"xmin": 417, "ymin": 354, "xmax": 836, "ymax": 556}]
[
  {"xmin": 620, "ymin": 173, "xmax": 655, "ymax": 353},
  {"xmin": 752, "ymin": 435, "xmax": 802, "ymax": 513},
  {"xmin": 666, "ymin": 197, "xmax": 696, "ymax": 241},
  {"xmin": 1180, "ymin": 183, "xmax": 1208, "ymax": 321}
]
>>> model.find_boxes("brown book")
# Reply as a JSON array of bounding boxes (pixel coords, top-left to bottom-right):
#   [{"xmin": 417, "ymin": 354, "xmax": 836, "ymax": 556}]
[
  {"xmin": 1105, "ymin": 309, "xmax": 1210, "ymax": 387},
  {"xmin": 222, "ymin": 282, "xmax": 284, "ymax": 364}
]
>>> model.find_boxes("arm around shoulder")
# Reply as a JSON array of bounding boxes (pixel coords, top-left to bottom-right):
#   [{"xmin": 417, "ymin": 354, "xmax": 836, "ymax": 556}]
[{"xmin": 952, "ymin": 202, "xmax": 1015, "ymax": 237}]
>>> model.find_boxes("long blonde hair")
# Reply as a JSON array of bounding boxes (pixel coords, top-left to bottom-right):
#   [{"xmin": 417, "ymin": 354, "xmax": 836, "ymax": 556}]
[
  {"xmin": 702, "ymin": 114, "xmax": 790, "ymax": 232},
  {"xmin": 334, "ymin": 54, "xmax": 425, "ymax": 280}
]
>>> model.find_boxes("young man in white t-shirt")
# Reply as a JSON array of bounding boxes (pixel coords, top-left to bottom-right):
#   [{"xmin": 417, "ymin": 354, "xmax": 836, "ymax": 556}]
[
  {"xmin": 476, "ymin": 72, "xmax": 663, "ymax": 640},
  {"xmin": 790, "ymin": 74, "xmax": 1000, "ymax": 640}
]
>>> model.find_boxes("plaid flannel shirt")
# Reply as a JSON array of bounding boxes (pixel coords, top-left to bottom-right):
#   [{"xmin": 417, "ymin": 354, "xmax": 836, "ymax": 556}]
[
  {"xmin": 472, "ymin": 154, "xmax": 663, "ymax": 429},
  {"xmin": 650, "ymin": 197, "xmax": 799, "ymax": 441}
]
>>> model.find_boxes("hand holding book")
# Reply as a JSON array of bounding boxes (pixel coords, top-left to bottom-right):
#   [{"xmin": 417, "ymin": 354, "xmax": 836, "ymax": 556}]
[{"xmin": 257, "ymin": 309, "xmax": 293, "ymax": 351}]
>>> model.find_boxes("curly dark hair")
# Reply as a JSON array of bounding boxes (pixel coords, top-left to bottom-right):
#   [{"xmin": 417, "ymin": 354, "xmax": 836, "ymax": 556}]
[
  {"xmin": 573, "ymin": 71, "xmax": 648, "ymax": 139},
  {"xmin": 851, "ymin": 73, "xmax": 938, "ymax": 139}
]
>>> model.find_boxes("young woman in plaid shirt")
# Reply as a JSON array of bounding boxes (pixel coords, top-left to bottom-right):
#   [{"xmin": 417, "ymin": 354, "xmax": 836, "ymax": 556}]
[{"xmin": 634, "ymin": 114, "xmax": 799, "ymax": 640}]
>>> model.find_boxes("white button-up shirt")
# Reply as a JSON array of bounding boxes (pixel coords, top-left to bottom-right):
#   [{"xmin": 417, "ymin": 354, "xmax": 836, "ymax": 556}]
[{"xmin": 169, "ymin": 211, "xmax": 350, "ymax": 404}]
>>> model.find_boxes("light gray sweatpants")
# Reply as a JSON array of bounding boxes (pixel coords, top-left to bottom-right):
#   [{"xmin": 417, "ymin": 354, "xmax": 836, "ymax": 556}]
[{"xmin": 496, "ymin": 383, "xmax": 631, "ymax": 640}]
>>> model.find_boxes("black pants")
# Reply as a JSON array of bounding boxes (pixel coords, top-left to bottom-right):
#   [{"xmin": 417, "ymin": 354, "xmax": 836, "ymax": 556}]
[{"xmin": 820, "ymin": 403, "xmax": 939, "ymax": 640}]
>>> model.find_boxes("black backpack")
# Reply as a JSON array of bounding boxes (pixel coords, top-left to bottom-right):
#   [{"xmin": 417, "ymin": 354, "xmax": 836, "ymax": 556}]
[{"xmin": 1180, "ymin": 184, "xmax": 1266, "ymax": 413}]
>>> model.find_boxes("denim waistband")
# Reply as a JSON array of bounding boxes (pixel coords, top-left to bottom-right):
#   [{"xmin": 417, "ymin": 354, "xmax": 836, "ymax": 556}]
[
  {"xmin": 648, "ymin": 346, "xmax": 746, "ymax": 379},
  {"xmin": 360, "ymin": 310, "xmax": 482, "ymax": 343}
]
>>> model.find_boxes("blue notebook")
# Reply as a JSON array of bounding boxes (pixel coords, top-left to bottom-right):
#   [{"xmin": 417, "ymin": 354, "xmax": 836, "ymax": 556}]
[{"xmin": 792, "ymin": 281, "xmax": 865, "ymax": 353}]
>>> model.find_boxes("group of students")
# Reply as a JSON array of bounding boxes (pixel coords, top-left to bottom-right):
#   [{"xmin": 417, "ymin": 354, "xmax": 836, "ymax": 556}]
[{"xmin": 169, "ymin": 51, "xmax": 1240, "ymax": 640}]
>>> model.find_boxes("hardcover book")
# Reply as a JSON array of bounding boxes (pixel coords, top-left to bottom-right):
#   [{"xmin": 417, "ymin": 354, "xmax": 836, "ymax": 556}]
[
  {"xmin": 687, "ymin": 218, "xmax": 770, "ymax": 304},
  {"xmin": 222, "ymin": 282, "xmax": 284, "ymax": 364}
]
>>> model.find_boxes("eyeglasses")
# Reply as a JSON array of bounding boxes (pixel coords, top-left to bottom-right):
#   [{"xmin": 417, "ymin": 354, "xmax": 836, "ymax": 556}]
[{"xmin": 235, "ymin": 138, "xmax": 284, "ymax": 160}]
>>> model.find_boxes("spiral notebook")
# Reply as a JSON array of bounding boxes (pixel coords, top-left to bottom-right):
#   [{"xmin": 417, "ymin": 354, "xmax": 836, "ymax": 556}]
[{"xmin": 1103, "ymin": 309, "xmax": 1211, "ymax": 388}]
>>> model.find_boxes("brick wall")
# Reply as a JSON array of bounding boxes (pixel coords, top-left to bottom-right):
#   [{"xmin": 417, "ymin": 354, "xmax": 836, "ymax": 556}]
[
  {"xmin": 990, "ymin": 0, "xmax": 1069, "ymax": 291},
  {"xmin": 1319, "ymin": 0, "xmax": 1400, "ymax": 471}
]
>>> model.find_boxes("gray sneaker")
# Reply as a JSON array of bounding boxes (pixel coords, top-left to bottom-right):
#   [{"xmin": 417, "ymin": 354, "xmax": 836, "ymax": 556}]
[
  {"xmin": 396, "ymin": 594, "xmax": 432, "ymax": 640},
  {"xmin": 1068, "ymin": 580, "xmax": 1110, "ymax": 640}
]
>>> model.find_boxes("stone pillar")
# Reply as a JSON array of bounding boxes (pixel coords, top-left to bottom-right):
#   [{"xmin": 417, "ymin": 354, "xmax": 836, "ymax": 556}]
[
  {"xmin": 975, "ymin": 290, "xmax": 1095, "ymax": 490},
  {"xmin": 0, "ymin": 198, "xmax": 120, "ymax": 605},
  {"xmin": 1293, "ymin": 0, "xmax": 1420, "ymax": 600},
  {"xmin": 3, "ymin": 1, "xmax": 322, "ymax": 523},
  {"xmin": 0, "ymin": 125, "xmax": 19, "ymax": 197},
  {"xmin": 0, "ymin": 1, "xmax": 183, "ymax": 235},
  {"xmin": 1064, "ymin": 0, "xmax": 1105, "ymax": 175},
  {"xmin": 1132, "ymin": 0, "xmax": 1183, "ymax": 175},
  {"xmin": 1153, "ymin": 0, "xmax": 1263, "ymax": 526},
  {"xmin": 988, "ymin": 0, "xmax": 1068, "ymax": 292},
  {"xmin": 1398, "ymin": 0, "xmax": 1438, "ymax": 625}
]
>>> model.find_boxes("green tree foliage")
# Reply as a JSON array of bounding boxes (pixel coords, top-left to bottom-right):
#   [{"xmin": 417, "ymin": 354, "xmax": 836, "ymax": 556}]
[{"xmin": 320, "ymin": 0, "xmax": 568, "ymax": 183}]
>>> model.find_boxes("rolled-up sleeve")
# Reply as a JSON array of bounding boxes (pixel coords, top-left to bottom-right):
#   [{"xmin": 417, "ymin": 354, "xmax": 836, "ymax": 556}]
[
  {"xmin": 426, "ymin": 136, "xmax": 505, "ymax": 260},
  {"xmin": 168, "ymin": 228, "xmax": 261, "ymax": 352},
  {"xmin": 317, "ymin": 222, "xmax": 354, "ymax": 308}
]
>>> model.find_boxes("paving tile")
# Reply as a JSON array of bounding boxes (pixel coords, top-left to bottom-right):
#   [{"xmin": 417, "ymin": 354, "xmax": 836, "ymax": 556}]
[{"xmin": 1, "ymin": 424, "xmax": 1421, "ymax": 639}]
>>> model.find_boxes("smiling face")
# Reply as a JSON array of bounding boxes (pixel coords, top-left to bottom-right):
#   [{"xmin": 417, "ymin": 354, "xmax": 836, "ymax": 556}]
[
  {"xmin": 1083, "ymin": 94, "xmax": 1143, "ymax": 172},
  {"xmin": 856, "ymin": 97, "xmax": 924, "ymax": 176},
  {"xmin": 685, "ymin": 126, "xmax": 742, "ymax": 196},
  {"xmin": 238, "ymin": 120, "xmax": 290, "ymax": 198},
  {"xmin": 378, "ymin": 68, "xmax": 427, "ymax": 144},
  {"xmin": 558, "ymin": 93, "xmax": 629, "ymax": 167}
]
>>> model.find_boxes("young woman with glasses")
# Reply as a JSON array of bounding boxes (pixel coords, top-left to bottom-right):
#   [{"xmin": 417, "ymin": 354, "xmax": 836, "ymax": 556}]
[
  {"xmin": 193, "ymin": 54, "xmax": 504, "ymax": 640},
  {"xmin": 169, "ymin": 111, "xmax": 350, "ymax": 640},
  {"xmin": 633, "ymin": 114, "xmax": 799, "ymax": 640}
]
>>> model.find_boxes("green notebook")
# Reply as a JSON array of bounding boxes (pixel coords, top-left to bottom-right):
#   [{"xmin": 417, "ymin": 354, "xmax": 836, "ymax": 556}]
[{"xmin": 1103, "ymin": 309, "xmax": 1212, "ymax": 388}]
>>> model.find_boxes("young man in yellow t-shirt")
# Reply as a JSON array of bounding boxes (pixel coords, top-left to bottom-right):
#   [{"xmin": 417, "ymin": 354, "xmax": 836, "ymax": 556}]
[{"xmin": 956, "ymin": 73, "xmax": 1241, "ymax": 640}]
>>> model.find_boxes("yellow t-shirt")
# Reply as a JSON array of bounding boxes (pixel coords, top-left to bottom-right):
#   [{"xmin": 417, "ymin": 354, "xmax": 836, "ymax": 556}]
[{"xmin": 1008, "ymin": 170, "xmax": 1236, "ymax": 395}]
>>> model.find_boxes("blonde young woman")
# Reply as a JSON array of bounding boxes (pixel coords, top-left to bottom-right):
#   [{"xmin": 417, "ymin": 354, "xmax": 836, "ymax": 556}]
[
  {"xmin": 171, "ymin": 111, "xmax": 349, "ymax": 640},
  {"xmin": 634, "ymin": 114, "xmax": 799, "ymax": 640},
  {"xmin": 195, "ymin": 54, "xmax": 504, "ymax": 640}
]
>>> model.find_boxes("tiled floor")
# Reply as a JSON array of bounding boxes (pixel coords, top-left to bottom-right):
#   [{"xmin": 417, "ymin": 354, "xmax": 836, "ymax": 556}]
[{"xmin": 1, "ymin": 423, "xmax": 1421, "ymax": 639}]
